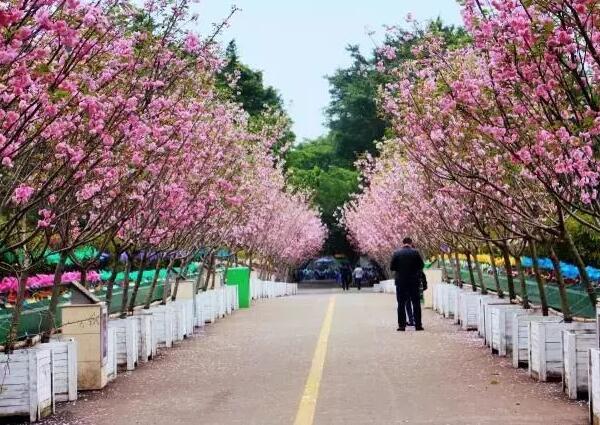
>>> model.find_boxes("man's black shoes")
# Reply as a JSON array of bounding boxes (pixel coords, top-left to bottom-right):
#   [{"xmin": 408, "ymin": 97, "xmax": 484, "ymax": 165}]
[
  {"xmin": 415, "ymin": 326, "xmax": 424, "ymax": 331},
  {"xmin": 397, "ymin": 327, "xmax": 405, "ymax": 332}
]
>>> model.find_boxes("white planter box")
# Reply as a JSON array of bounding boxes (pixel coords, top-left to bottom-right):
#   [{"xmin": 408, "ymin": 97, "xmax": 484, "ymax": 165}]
[
  {"xmin": 589, "ymin": 348, "xmax": 600, "ymax": 424},
  {"xmin": 562, "ymin": 329, "xmax": 596, "ymax": 399},
  {"xmin": 512, "ymin": 315, "xmax": 561, "ymax": 368},
  {"xmin": 528, "ymin": 321, "xmax": 595, "ymax": 381},
  {"xmin": 200, "ymin": 291, "xmax": 216, "ymax": 323},
  {"xmin": 108, "ymin": 317, "xmax": 138, "ymax": 371},
  {"xmin": 150, "ymin": 305, "xmax": 173, "ymax": 348},
  {"xmin": 132, "ymin": 313, "xmax": 155, "ymax": 362},
  {"xmin": 175, "ymin": 300, "xmax": 194, "ymax": 337},
  {"xmin": 0, "ymin": 348, "xmax": 54, "ymax": 422},
  {"xmin": 442, "ymin": 285, "xmax": 459, "ymax": 319},
  {"xmin": 478, "ymin": 296, "xmax": 510, "ymax": 342},
  {"xmin": 106, "ymin": 327, "xmax": 117, "ymax": 381},
  {"xmin": 457, "ymin": 291, "xmax": 479, "ymax": 330},
  {"xmin": 492, "ymin": 308, "xmax": 535, "ymax": 357},
  {"xmin": 488, "ymin": 304, "xmax": 522, "ymax": 352},
  {"xmin": 38, "ymin": 340, "xmax": 77, "ymax": 402},
  {"xmin": 171, "ymin": 302, "xmax": 186, "ymax": 342},
  {"xmin": 434, "ymin": 283, "xmax": 446, "ymax": 314},
  {"xmin": 194, "ymin": 295, "xmax": 206, "ymax": 328}
]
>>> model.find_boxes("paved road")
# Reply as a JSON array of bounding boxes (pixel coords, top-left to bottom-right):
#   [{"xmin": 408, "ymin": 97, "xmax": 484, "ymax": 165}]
[{"xmin": 41, "ymin": 289, "xmax": 587, "ymax": 425}]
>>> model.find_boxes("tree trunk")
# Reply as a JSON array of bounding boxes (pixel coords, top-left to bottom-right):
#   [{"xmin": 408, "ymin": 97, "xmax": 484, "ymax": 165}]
[
  {"xmin": 564, "ymin": 228, "xmax": 596, "ymax": 309},
  {"xmin": 453, "ymin": 251, "xmax": 462, "ymax": 287},
  {"xmin": 514, "ymin": 256, "xmax": 529, "ymax": 309},
  {"xmin": 6, "ymin": 269, "xmax": 29, "ymax": 353},
  {"xmin": 473, "ymin": 251, "xmax": 487, "ymax": 295},
  {"xmin": 128, "ymin": 252, "xmax": 148, "ymax": 312},
  {"xmin": 105, "ymin": 259, "xmax": 120, "ymax": 313},
  {"xmin": 202, "ymin": 254, "xmax": 214, "ymax": 291},
  {"xmin": 486, "ymin": 240, "xmax": 503, "ymax": 298},
  {"xmin": 501, "ymin": 243, "xmax": 516, "ymax": 300},
  {"xmin": 119, "ymin": 257, "xmax": 132, "ymax": 318},
  {"xmin": 550, "ymin": 245, "xmax": 572, "ymax": 322},
  {"xmin": 144, "ymin": 258, "xmax": 163, "ymax": 309},
  {"xmin": 465, "ymin": 251, "xmax": 477, "ymax": 290},
  {"xmin": 161, "ymin": 258, "xmax": 175, "ymax": 305},
  {"xmin": 530, "ymin": 239, "xmax": 549, "ymax": 316},
  {"xmin": 44, "ymin": 251, "xmax": 68, "ymax": 339},
  {"xmin": 440, "ymin": 253, "xmax": 448, "ymax": 281}
]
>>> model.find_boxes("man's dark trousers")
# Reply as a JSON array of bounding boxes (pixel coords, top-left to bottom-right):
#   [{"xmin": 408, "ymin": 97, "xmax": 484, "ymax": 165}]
[{"xmin": 396, "ymin": 286, "xmax": 421, "ymax": 328}]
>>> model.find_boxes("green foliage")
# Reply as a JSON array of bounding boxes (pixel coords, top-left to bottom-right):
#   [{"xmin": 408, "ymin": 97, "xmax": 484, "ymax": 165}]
[{"xmin": 217, "ymin": 41, "xmax": 295, "ymax": 153}]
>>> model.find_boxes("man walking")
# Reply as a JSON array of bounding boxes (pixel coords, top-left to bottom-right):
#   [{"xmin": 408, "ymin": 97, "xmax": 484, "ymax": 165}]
[
  {"xmin": 390, "ymin": 237, "xmax": 425, "ymax": 331},
  {"xmin": 353, "ymin": 265, "xmax": 364, "ymax": 290}
]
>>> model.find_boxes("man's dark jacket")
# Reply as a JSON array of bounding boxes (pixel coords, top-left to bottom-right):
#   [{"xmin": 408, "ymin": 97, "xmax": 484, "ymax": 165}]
[{"xmin": 390, "ymin": 246, "xmax": 425, "ymax": 290}]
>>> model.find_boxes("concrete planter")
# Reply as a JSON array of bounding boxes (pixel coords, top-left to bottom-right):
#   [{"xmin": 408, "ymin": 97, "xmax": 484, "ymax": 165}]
[
  {"xmin": 562, "ymin": 329, "xmax": 596, "ymax": 400},
  {"xmin": 108, "ymin": 317, "xmax": 138, "ymax": 371},
  {"xmin": 528, "ymin": 321, "xmax": 595, "ymax": 381},
  {"xmin": 0, "ymin": 348, "xmax": 54, "ymax": 422},
  {"xmin": 132, "ymin": 313, "xmax": 155, "ymax": 362},
  {"xmin": 38, "ymin": 340, "xmax": 77, "ymax": 402},
  {"xmin": 487, "ymin": 304, "xmax": 523, "ymax": 353},
  {"xmin": 512, "ymin": 315, "xmax": 561, "ymax": 368},
  {"xmin": 106, "ymin": 327, "xmax": 117, "ymax": 381}
]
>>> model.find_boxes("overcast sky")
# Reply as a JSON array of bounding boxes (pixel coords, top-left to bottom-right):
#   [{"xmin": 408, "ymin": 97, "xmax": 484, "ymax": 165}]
[{"xmin": 195, "ymin": 1, "xmax": 463, "ymax": 142}]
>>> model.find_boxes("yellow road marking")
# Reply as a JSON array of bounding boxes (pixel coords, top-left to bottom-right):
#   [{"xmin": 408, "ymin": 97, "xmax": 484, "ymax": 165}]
[{"xmin": 294, "ymin": 295, "xmax": 336, "ymax": 425}]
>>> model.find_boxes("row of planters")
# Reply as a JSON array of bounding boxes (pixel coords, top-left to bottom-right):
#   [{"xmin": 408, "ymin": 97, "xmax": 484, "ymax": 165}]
[
  {"xmin": 0, "ymin": 272, "xmax": 298, "ymax": 423},
  {"xmin": 428, "ymin": 277, "xmax": 600, "ymax": 424}
]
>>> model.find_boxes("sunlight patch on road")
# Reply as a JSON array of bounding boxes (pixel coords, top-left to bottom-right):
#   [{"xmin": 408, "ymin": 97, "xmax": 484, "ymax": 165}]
[{"xmin": 294, "ymin": 295, "xmax": 336, "ymax": 425}]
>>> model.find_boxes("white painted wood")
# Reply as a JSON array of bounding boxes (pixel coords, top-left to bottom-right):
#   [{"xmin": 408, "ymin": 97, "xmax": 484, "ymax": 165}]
[
  {"xmin": 171, "ymin": 302, "xmax": 186, "ymax": 342},
  {"xmin": 488, "ymin": 304, "xmax": 522, "ymax": 354},
  {"xmin": 132, "ymin": 313, "xmax": 154, "ymax": 362},
  {"xmin": 175, "ymin": 300, "xmax": 194, "ymax": 337},
  {"xmin": 528, "ymin": 321, "xmax": 595, "ymax": 381},
  {"xmin": 108, "ymin": 317, "xmax": 139, "ymax": 371},
  {"xmin": 457, "ymin": 292, "xmax": 480, "ymax": 330},
  {"xmin": 0, "ymin": 348, "xmax": 54, "ymax": 422},
  {"xmin": 149, "ymin": 305, "xmax": 174, "ymax": 348},
  {"xmin": 37, "ymin": 340, "xmax": 77, "ymax": 402},
  {"xmin": 106, "ymin": 327, "xmax": 117, "ymax": 381},
  {"xmin": 512, "ymin": 315, "xmax": 562, "ymax": 368},
  {"xmin": 562, "ymin": 329, "xmax": 596, "ymax": 399},
  {"xmin": 589, "ymin": 348, "xmax": 600, "ymax": 424}
]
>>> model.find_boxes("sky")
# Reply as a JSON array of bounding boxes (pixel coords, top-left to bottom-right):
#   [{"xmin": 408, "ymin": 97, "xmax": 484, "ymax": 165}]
[{"xmin": 195, "ymin": 1, "xmax": 463, "ymax": 142}]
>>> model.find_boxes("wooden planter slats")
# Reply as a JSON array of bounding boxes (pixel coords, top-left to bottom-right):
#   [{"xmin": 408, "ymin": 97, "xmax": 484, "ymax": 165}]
[
  {"xmin": 174, "ymin": 300, "xmax": 194, "ymax": 337},
  {"xmin": 171, "ymin": 302, "xmax": 186, "ymax": 342},
  {"xmin": 562, "ymin": 329, "xmax": 596, "ymax": 400},
  {"xmin": 477, "ymin": 296, "xmax": 508, "ymax": 340},
  {"xmin": 108, "ymin": 317, "xmax": 138, "ymax": 371},
  {"xmin": 528, "ymin": 321, "xmax": 595, "ymax": 382},
  {"xmin": 442, "ymin": 285, "xmax": 459, "ymax": 319},
  {"xmin": 106, "ymin": 327, "xmax": 117, "ymax": 382},
  {"xmin": 589, "ymin": 348, "xmax": 600, "ymax": 424},
  {"xmin": 487, "ymin": 304, "xmax": 523, "ymax": 353},
  {"xmin": 37, "ymin": 340, "xmax": 77, "ymax": 402},
  {"xmin": 512, "ymin": 315, "xmax": 562, "ymax": 368},
  {"xmin": 149, "ymin": 305, "xmax": 174, "ymax": 348},
  {"xmin": 132, "ymin": 313, "xmax": 155, "ymax": 363},
  {"xmin": 458, "ymin": 292, "xmax": 480, "ymax": 331},
  {"xmin": 492, "ymin": 308, "xmax": 536, "ymax": 357},
  {"xmin": 0, "ymin": 348, "xmax": 54, "ymax": 422}
]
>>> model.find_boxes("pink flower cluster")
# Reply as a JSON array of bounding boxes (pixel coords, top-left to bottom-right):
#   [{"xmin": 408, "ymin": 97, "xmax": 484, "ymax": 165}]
[{"xmin": 0, "ymin": 271, "xmax": 101, "ymax": 294}]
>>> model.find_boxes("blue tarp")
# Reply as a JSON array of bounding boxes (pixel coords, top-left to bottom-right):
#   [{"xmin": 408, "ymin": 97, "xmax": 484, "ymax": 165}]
[{"xmin": 520, "ymin": 257, "xmax": 600, "ymax": 281}]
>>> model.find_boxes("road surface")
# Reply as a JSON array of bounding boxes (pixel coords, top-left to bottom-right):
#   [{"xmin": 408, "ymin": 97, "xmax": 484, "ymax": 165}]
[{"xmin": 39, "ymin": 289, "xmax": 587, "ymax": 425}]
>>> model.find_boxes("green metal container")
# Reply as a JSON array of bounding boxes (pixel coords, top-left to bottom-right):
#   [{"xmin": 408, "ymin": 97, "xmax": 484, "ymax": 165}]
[{"xmin": 226, "ymin": 267, "xmax": 251, "ymax": 308}]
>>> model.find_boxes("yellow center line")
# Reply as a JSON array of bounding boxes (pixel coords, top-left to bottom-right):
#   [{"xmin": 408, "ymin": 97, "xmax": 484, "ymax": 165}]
[{"xmin": 294, "ymin": 295, "xmax": 336, "ymax": 425}]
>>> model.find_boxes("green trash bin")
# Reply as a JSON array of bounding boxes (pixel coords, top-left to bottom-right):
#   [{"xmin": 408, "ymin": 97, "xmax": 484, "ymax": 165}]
[{"xmin": 226, "ymin": 267, "xmax": 251, "ymax": 308}]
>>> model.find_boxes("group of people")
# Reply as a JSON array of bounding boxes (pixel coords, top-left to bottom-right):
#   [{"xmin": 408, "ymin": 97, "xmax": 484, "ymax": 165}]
[{"xmin": 336, "ymin": 264, "xmax": 365, "ymax": 291}]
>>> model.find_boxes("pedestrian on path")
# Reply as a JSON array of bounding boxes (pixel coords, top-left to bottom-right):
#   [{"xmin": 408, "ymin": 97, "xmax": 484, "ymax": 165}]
[
  {"xmin": 353, "ymin": 265, "xmax": 364, "ymax": 290},
  {"xmin": 390, "ymin": 237, "xmax": 425, "ymax": 331},
  {"xmin": 341, "ymin": 265, "xmax": 351, "ymax": 291}
]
